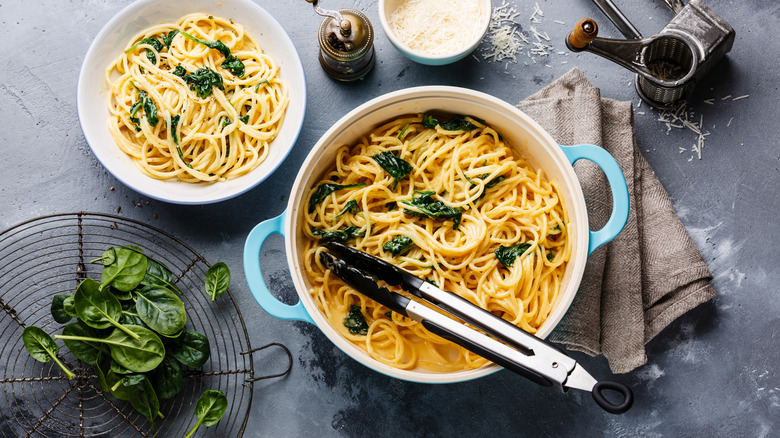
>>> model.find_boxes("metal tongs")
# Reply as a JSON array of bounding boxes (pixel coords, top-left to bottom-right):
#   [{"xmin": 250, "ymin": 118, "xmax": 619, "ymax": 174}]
[{"xmin": 320, "ymin": 241, "xmax": 634, "ymax": 414}]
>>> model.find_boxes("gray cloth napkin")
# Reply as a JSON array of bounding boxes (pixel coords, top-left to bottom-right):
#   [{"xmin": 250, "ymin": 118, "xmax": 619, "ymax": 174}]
[{"xmin": 517, "ymin": 68, "xmax": 717, "ymax": 373}]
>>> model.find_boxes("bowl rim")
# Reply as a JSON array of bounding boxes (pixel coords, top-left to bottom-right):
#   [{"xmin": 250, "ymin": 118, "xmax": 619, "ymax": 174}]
[
  {"xmin": 377, "ymin": 0, "xmax": 492, "ymax": 62},
  {"xmin": 284, "ymin": 86, "xmax": 591, "ymax": 383},
  {"xmin": 76, "ymin": 0, "xmax": 307, "ymax": 205}
]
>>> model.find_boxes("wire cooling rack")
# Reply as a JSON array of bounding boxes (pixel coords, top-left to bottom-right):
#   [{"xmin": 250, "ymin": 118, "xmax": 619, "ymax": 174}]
[{"xmin": 0, "ymin": 213, "xmax": 291, "ymax": 437}]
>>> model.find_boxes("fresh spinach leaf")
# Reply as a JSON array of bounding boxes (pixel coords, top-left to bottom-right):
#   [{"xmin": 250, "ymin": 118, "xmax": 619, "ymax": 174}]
[
  {"xmin": 62, "ymin": 296, "xmax": 77, "ymax": 318},
  {"xmin": 123, "ymin": 374, "xmax": 161, "ymax": 429},
  {"xmin": 110, "ymin": 359, "xmax": 134, "ymax": 375},
  {"xmin": 57, "ymin": 325, "xmax": 164, "ymax": 373},
  {"xmin": 311, "ymin": 226, "xmax": 365, "ymax": 243},
  {"xmin": 205, "ymin": 262, "xmax": 230, "ymax": 302},
  {"xmin": 51, "ymin": 293, "xmax": 73, "ymax": 323},
  {"xmin": 150, "ymin": 355, "xmax": 183, "ymax": 400},
  {"xmin": 184, "ymin": 390, "xmax": 228, "ymax": 438},
  {"xmin": 546, "ymin": 251, "xmax": 554, "ymax": 262},
  {"xmin": 332, "ymin": 200, "xmax": 361, "ymax": 221},
  {"xmin": 383, "ymin": 235, "xmax": 415, "ymax": 256},
  {"xmin": 135, "ymin": 285, "xmax": 187, "ymax": 336},
  {"xmin": 109, "ymin": 286, "xmax": 133, "ymax": 301},
  {"xmin": 106, "ymin": 369, "xmax": 131, "ymax": 399},
  {"xmin": 309, "ymin": 183, "xmax": 367, "ymax": 213},
  {"xmin": 74, "ymin": 278, "xmax": 139, "ymax": 340},
  {"xmin": 141, "ymin": 258, "xmax": 182, "ymax": 294},
  {"xmin": 90, "ymin": 247, "xmax": 116, "ymax": 265},
  {"xmin": 372, "ymin": 151, "xmax": 413, "ymax": 189},
  {"xmin": 61, "ymin": 321, "xmax": 109, "ymax": 366},
  {"xmin": 385, "ymin": 202, "xmax": 397, "ymax": 211},
  {"xmin": 401, "ymin": 191, "xmax": 463, "ymax": 230},
  {"xmin": 22, "ymin": 326, "xmax": 75, "ymax": 380},
  {"xmin": 95, "ymin": 350, "xmax": 111, "ymax": 392},
  {"xmin": 101, "ymin": 246, "xmax": 148, "ymax": 292},
  {"xmin": 343, "ymin": 305, "xmax": 368, "ymax": 335},
  {"xmin": 239, "ymin": 114, "xmax": 249, "ymax": 124},
  {"xmin": 495, "ymin": 243, "xmax": 532, "ymax": 267},
  {"xmin": 167, "ymin": 329, "xmax": 210, "ymax": 368}
]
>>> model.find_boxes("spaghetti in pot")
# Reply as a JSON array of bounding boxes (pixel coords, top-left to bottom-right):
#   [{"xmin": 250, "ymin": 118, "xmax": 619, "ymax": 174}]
[
  {"xmin": 106, "ymin": 13, "xmax": 289, "ymax": 183},
  {"xmin": 303, "ymin": 114, "xmax": 571, "ymax": 372}
]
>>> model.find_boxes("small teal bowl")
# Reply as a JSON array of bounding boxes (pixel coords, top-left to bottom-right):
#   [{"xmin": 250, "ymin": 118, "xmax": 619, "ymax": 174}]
[{"xmin": 378, "ymin": 0, "xmax": 492, "ymax": 66}]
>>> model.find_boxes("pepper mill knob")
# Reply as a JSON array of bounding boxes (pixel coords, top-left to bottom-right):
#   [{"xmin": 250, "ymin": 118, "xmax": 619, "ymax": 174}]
[{"xmin": 568, "ymin": 18, "xmax": 599, "ymax": 49}]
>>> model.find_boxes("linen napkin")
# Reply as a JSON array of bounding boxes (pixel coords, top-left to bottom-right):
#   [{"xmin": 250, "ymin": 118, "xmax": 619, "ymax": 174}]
[{"xmin": 517, "ymin": 68, "xmax": 717, "ymax": 373}]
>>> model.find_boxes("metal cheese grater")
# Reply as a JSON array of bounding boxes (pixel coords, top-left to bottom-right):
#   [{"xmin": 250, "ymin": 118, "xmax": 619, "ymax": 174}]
[
  {"xmin": 566, "ymin": 0, "xmax": 735, "ymax": 108},
  {"xmin": 306, "ymin": 0, "xmax": 375, "ymax": 81}
]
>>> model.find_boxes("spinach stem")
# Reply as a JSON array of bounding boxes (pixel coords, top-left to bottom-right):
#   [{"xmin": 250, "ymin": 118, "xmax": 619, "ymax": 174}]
[
  {"xmin": 184, "ymin": 416, "xmax": 205, "ymax": 438},
  {"xmin": 51, "ymin": 355, "xmax": 76, "ymax": 380},
  {"xmin": 55, "ymin": 334, "xmax": 139, "ymax": 347},
  {"xmin": 111, "ymin": 318, "xmax": 141, "ymax": 340}
]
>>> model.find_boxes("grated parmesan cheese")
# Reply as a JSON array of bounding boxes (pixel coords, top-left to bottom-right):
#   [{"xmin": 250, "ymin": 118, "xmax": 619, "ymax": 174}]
[{"xmin": 388, "ymin": 0, "xmax": 483, "ymax": 56}]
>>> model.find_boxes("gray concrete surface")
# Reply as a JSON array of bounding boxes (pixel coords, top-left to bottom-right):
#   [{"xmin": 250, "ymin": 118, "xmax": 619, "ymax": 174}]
[{"xmin": 1, "ymin": 0, "xmax": 778, "ymax": 436}]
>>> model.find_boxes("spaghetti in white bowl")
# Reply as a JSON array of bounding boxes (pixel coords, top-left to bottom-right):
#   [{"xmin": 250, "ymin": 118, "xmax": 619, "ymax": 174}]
[{"xmin": 78, "ymin": 0, "xmax": 305, "ymax": 204}]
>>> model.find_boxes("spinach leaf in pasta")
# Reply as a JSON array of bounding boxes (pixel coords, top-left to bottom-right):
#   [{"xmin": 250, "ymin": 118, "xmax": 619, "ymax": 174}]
[
  {"xmin": 495, "ymin": 243, "xmax": 532, "ymax": 267},
  {"xmin": 401, "ymin": 191, "xmax": 463, "ymax": 230},
  {"xmin": 343, "ymin": 305, "xmax": 368, "ymax": 335},
  {"xmin": 311, "ymin": 226, "xmax": 365, "ymax": 243},
  {"xmin": 182, "ymin": 67, "xmax": 224, "ymax": 99},
  {"xmin": 180, "ymin": 31, "xmax": 245, "ymax": 77},
  {"xmin": 162, "ymin": 30, "xmax": 179, "ymax": 49},
  {"xmin": 308, "ymin": 183, "xmax": 367, "ymax": 213},
  {"xmin": 125, "ymin": 38, "xmax": 164, "ymax": 64},
  {"xmin": 332, "ymin": 200, "xmax": 361, "ymax": 221},
  {"xmin": 372, "ymin": 151, "xmax": 413, "ymax": 190},
  {"xmin": 383, "ymin": 235, "xmax": 415, "ymax": 257}
]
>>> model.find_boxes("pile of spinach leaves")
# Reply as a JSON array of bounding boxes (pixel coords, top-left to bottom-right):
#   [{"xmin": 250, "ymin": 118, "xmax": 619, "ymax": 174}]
[{"xmin": 24, "ymin": 245, "xmax": 231, "ymax": 432}]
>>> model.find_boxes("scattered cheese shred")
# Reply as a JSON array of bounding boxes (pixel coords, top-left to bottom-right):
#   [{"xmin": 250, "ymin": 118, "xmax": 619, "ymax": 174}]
[
  {"xmin": 481, "ymin": 0, "xmax": 524, "ymax": 62},
  {"xmin": 388, "ymin": 0, "xmax": 483, "ymax": 56},
  {"xmin": 658, "ymin": 103, "xmax": 710, "ymax": 160}
]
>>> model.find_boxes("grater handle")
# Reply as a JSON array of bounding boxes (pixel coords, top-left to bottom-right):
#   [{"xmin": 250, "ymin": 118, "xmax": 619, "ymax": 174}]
[
  {"xmin": 660, "ymin": 0, "xmax": 685, "ymax": 14},
  {"xmin": 591, "ymin": 0, "xmax": 642, "ymax": 39}
]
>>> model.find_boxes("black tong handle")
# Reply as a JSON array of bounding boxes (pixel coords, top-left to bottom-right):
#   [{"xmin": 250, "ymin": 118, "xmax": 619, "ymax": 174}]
[{"xmin": 592, "ymin": 381, "xmax": 634, "ymax": 414}]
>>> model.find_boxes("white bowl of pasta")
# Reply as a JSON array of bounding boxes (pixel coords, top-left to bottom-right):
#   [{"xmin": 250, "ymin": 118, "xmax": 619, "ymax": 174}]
[
  {"xmin": 77, "ymin": 0, "xmax": 306, "ymax": 204},
  {"xmin": 244, "ymin": 86, "xmax": 629, "ymax": 383}
]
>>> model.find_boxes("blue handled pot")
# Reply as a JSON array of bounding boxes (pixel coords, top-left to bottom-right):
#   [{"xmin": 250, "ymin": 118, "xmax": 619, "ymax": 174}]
[{"xmin": 244, "ymin": 87, "xmax": 629, "ymax": 383}]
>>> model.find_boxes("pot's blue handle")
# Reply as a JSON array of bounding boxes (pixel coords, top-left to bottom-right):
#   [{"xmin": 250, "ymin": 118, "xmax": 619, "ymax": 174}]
[
  {"xmin": 559, "ymin": 144, "xmax": 629, "ymax": 255},
  {"xmin": 243, "ymin": 210, "xmax": 314, "ymax": 323}
]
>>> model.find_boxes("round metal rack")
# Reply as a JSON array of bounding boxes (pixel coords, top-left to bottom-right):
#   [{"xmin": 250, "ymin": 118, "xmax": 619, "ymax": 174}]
[{"xmin": 0, "ymin": 213, "xmax": 291, "ymax": 437}]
